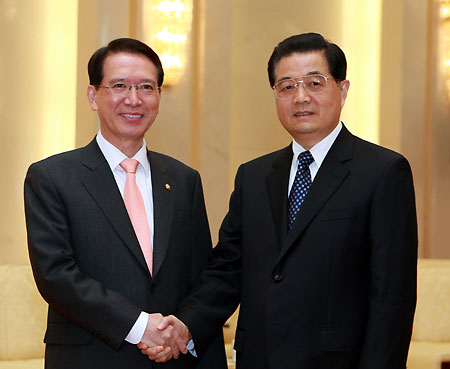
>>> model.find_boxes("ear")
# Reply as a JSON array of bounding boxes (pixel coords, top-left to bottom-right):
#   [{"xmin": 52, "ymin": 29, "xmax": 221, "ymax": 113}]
[
  {"xmin": 340, "ymin": 80, "xmax": 350, "ymax": 108},
  {"xmin": 87, "ymin": 85, "xmax": 98, "ymax": 111}
]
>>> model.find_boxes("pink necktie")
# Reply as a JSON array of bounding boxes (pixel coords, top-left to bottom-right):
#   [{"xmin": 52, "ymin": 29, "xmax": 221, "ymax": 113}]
[{"xmin": 120, "ymin": 158, "xmax": 153, "ymax": 274}]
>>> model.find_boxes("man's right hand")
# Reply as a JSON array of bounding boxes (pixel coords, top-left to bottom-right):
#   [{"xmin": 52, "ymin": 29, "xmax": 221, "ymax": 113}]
[{"xmin": 138, "ymin": 315, "xmax": 191, "ymax": 362}]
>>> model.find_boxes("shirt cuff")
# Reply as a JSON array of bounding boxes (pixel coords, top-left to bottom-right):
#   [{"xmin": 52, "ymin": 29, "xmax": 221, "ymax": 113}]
[
  {"xmin": 187, "ymin": 339, "xmax": 197, "ymax": 357},
  {"xmin": 125, "ymin": 311, "xmax": 149, "ymax": 344}
]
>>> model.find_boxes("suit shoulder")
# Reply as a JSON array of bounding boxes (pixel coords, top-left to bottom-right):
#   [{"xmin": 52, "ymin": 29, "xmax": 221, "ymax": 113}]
[
  {"xmin": 346, "ymin": 135, "xmax": 414, "ymax": 179},
  {"xmin": 352, "ymin": 135, "xmax": 408, "ymax": 163},
  {"xmin": 28, "ymin": 146, "xmax": 86, "ymax": 171}
]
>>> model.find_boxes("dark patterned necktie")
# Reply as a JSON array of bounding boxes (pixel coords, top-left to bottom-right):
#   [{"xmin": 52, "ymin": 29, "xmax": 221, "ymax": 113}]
[{"xmin": 287, "ymin": 151, "xmax": 314, "ymax": 230}]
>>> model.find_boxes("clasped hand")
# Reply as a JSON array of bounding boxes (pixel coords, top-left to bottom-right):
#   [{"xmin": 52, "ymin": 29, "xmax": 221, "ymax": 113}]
[{"xmin": 137, "ymin": 313, "xmax": 191, "ymax": 363}]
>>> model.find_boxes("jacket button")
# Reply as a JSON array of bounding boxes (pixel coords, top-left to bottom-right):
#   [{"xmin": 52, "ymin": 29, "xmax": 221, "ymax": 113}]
[{"xmin": 273, "ymin": 273, "xmax": 283, "ymax": 282}]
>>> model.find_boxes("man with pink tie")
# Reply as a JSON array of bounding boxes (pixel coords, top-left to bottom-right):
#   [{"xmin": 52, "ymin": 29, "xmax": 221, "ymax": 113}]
[{"xmin": 24, "ymin": 38, "xmax": 226, "ymax": 369}]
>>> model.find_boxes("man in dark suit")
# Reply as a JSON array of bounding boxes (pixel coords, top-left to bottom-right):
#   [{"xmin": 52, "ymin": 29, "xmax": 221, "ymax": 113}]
[
  {"xmin": 24, "ymin": 38, "xmax": 227, "ymax": 369},
  {"xmin": 147, "ymin": 33, "xmax": 418, "ymax": 369}
]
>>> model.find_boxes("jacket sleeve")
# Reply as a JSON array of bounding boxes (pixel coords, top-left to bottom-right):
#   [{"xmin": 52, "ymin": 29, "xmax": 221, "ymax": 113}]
[
  {"xmin": 359, "ymin": 156, "xmax": 418, "ymax": 368},
  {"xmin": 178, "ymin": 165, "xmax": 245, "ymax": 357},
  {"xmin": 189, "ymin": 171, "xmax": 228, "ymax": 369}
]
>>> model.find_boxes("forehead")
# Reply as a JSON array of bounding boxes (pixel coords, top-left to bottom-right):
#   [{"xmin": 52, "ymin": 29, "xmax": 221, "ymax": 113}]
[
  {"xmin": 102, "ymin": 52, "xmax": 158, "ymax": 81},
  {"xmin": 275, "ymin": 51, "xmax": 329, "ymax": 81}
]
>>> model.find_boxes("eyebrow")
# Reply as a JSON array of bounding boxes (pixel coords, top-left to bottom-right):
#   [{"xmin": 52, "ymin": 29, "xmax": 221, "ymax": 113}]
[
  {"xmin": 107, "ymin": 77, "xmax": 157, "ymax": 84},
  {"xmin": 305, "ymin": 70, "xmax": 323, "ymax": 76},
  {"xmin": 276, "ymin": 71, "xmax": 325, "ymax": 84}
]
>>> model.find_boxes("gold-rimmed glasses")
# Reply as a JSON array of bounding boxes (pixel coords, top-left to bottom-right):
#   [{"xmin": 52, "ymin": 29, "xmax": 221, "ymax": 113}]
[
  {"xmin": 273, "ymin": 74, "xmax": 336, "ymax": 99},
  {"xmin": 96, "ymin": 82, "xmax": 160, "ymax": 96}
]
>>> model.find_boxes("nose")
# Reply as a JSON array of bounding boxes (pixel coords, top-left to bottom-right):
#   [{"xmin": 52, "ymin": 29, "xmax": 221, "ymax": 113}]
[
  {"xmin": 293, "ymin": 82, "xmax": 311, "ymax": 104},
  {"xmin": 124, "ymin": 86, "xmax": 142, "ymax": 106}
]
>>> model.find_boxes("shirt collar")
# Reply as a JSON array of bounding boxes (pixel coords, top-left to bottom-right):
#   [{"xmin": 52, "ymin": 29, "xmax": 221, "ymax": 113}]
[
  {"xmin": 96, "ymin": 131, "xmax": 150, "ymax": 174},
  {"xmin": 292, "ymin": 121, "xmax": 342, "ymax": 167}
]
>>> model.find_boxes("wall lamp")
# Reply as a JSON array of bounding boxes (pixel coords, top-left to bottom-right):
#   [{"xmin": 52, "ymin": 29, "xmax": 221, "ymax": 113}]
[
  {"xmin": 142, "ymin": 0, "xmax": 193, "ymax": 86},
  {"xmin": 441, "ymin": 0, "xmax": 450, "ymax": 103}
]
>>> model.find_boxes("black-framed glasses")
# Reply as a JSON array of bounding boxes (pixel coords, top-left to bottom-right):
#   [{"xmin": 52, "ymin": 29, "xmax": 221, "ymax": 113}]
[
  {"xmin": 272, "ymin": 74, "xmax": 336, "ymax": 99},
  {"xmin": 96, "ymin": 82, "xmax": 160, "ymax": 96}
]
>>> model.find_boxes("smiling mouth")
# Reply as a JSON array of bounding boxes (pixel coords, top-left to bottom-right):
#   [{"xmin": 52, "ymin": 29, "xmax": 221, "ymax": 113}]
[
  {"xmin": 120, "ymin": 113, "xmax": 143, "ymax": 119},
  {"xmin": 295, "ymin": 112, "xmax": 312, "ymax": 116}
]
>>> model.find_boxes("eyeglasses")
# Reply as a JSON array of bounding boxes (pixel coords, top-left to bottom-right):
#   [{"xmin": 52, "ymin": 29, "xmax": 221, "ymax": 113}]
[
  {"xmin": 272, "ymin": 74, "xmax": 336, "ymax": 99},
  {"xmin": 96, "ymin": 82, "xmax": 160, "ymax": 96}
]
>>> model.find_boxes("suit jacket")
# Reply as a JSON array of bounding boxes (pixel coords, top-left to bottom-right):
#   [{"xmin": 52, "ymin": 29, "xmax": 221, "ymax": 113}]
[
  {"xmin": 178, "ymin": 125, "xmax": 418, "ymax": 369},
  {"xmin": 24, "ymin": 139, "xmax": 227, "ymax": 369}
]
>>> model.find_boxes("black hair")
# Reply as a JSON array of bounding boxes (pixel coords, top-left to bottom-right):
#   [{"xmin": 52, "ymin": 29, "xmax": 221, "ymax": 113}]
[
  {"xmin": 267, "ymin": 32, "xmax": 347, "ymax": 86},
  {"xmin": 88, "ymin": 38, "xmax": 164, "ymax": 87}
]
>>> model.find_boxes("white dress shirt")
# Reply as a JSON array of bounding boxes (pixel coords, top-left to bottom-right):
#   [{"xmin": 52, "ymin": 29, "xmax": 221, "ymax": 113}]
[
  {"xmin": 288, "ymin": 122, "xmax": 343, "ymax": 195},
  {"xmin": 96, "ymin": 131, "xmax": 151, "ymax": 344}
]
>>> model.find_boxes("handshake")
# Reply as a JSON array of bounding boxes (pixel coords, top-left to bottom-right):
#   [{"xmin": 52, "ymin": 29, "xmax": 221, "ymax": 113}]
[{"xmin": 137, "ymin": 313, "xmax": 192, "ymax": 363}]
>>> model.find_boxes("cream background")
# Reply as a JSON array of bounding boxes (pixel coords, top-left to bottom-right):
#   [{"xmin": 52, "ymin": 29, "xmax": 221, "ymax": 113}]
[
  {"xmin": 0, "ymin": 265, "xmax": 46, "ymax": 361},
  {"xmin": 1, "ymin": 0, "xmax": 449, "ymax": 264}
]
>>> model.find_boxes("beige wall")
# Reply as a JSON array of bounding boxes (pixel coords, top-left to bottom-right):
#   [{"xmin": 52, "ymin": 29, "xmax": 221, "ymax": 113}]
[
  {"xmin": 1, "ymin": 0, "xmax": 449, "ymax": 264},
  {"xmin": 426, "ymin": 0, "xmax": 450, "ymax": 258},
  {"xmin": 379, "ymin": 0, "xmax": 450, "ymax": 258},
  {"xmin": 0, "ymin": 0, "xmax": 78, "ymax": 264}
]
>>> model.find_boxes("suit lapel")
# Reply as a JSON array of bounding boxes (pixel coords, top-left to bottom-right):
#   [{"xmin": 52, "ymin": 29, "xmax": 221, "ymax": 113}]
[
  {"xmin": 266, "ymin": 146, "xmax": 292, "ymax": 249},
  {"xmin": 79, "ymin": 140, "xmax": 149, "ymax": 272},
  {"xmin": 148, "ymin": 151, "xmax": 175, "ymax": 276},
  {"xmin": 278, "ymin": 126, "xmax": 354, "ymax": 262}
]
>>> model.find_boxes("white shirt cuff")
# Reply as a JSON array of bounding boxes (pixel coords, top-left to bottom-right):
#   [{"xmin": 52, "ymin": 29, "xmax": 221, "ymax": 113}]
[
  {"xmin": 187, "ymin": 339, "xmax": 197, "ymax": 357},
  {"xmin": 125, "ymin": 311, "xmax": 149, "ymax": 344}
]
